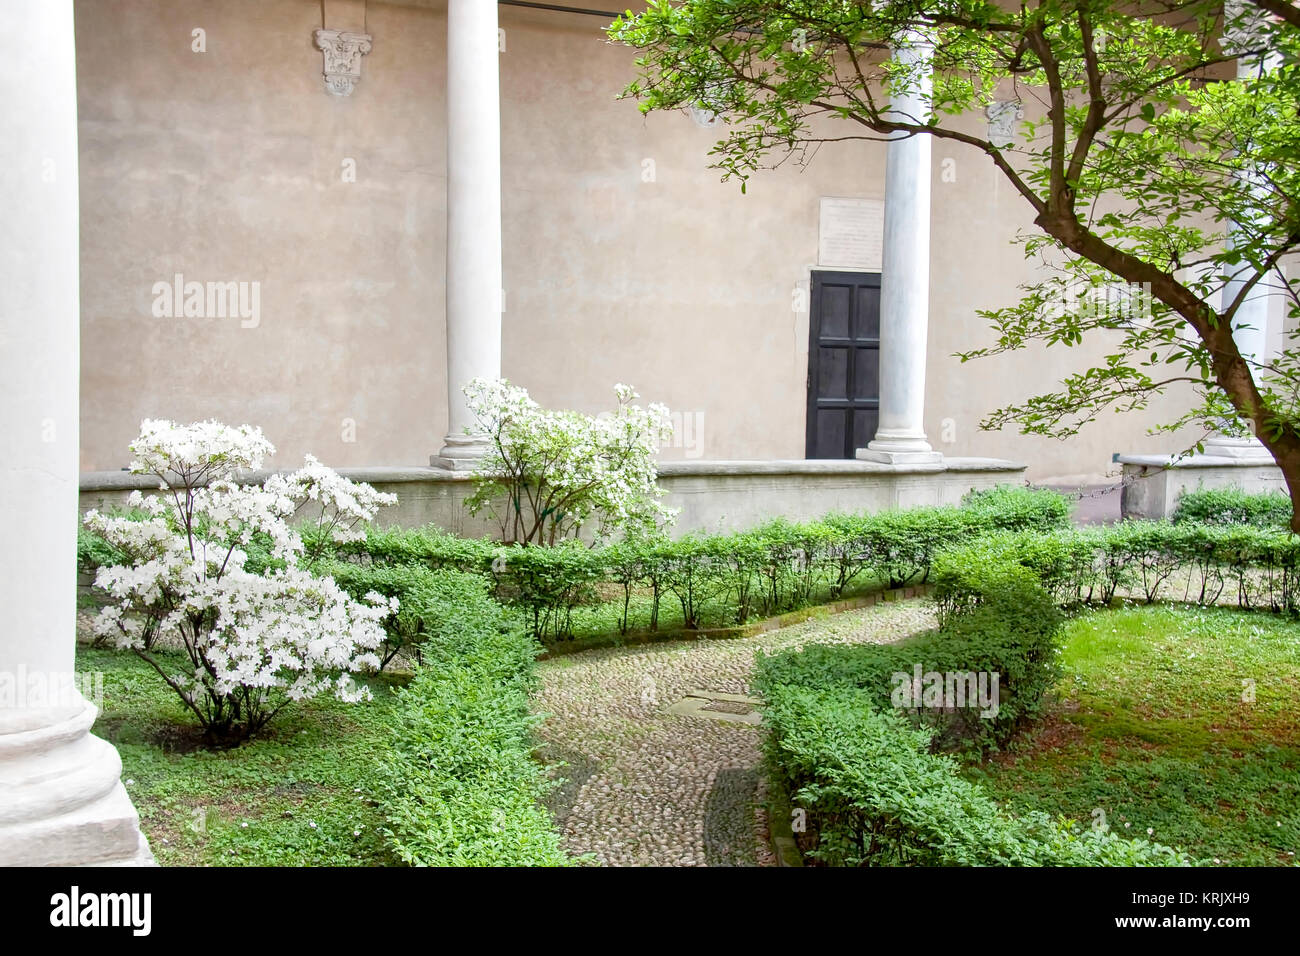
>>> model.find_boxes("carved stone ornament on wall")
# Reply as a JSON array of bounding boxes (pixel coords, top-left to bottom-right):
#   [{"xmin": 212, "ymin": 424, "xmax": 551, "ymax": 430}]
[
  {"xmin": 313, "ymin": 29, "xmax": 372, "ymax": 96},
  {"xmin": 985, "ymin": 100, "xmax": 1024, "ymax": 148}
]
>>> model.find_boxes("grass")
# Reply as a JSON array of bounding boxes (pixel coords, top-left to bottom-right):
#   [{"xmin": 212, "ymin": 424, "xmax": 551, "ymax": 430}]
[
  {"xmin": 78, "ymin": 645, "xmax": 408, "ymax": 866},
  {"xmin": 964, "ymin": 603, "xmax": 1300, "ymax": 866}
]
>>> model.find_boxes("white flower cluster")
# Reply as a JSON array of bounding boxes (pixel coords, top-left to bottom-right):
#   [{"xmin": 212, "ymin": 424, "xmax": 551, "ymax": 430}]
[
  {"xmin": 129, "ymin": 418, "xmax": 274, "ymax": 483},
  {"xmin": 463, "ymin": 379, "xmax": 676, "ymax": 544},
  {"xmin": 271, "ymin": 453, "xmax": 397, "ymax": 547},
  {"xmin": 84, "ymin": 420, "xmax": 397, "ymax": 738}
]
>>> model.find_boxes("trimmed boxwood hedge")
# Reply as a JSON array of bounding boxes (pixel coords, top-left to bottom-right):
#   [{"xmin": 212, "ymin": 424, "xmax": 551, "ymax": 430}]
[
  {"xmin": 371, "ymin": 569, "xmax": 570, "ymax": 866},
  {"xmin": 756, "ymin": 569, "xmax": 1189, "ymax": 866},
  {"xmin": 300, "ymin": 485, "xmax": 1074, "ymax": 642},
  {"xmin": 758, "ymin": 681, "xmax": 1189, "ymax": 866},
  {"xmin": 1172, "ymin": 486, "xmax": 1292, "ymax": 529},
  {"xmin": 759, "ymin": 576, "xmax": 1061, "ymax": 754},
  {"xmin": 933, "ymin": 522, "xmax": 1300, "ymax": 619},
  {"xmin": 80, "ymin": 485, "xmax": 1073, "ymax": 644}
]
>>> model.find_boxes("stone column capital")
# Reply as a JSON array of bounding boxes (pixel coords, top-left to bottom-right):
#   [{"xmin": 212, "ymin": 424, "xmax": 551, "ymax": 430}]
[{"xmin": 313, "ymin": 28, "xmax": 372, "ymax": 96}]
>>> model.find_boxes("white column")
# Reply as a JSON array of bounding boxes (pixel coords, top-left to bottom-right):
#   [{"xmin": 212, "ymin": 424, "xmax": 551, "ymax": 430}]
[
  {"xmin": 859, "ymin": 34, "xmax": 942, "ymax": 465},
  {"xmin": 0, "ymin": 0, "xmax": 151, "ymax": 865},
  {"xmin": 433, "ymin": 0, "xmax": 503, "ymax": 470},
  {"xmin": 1204, "ymin": 5, "xmax": 1282, "ymax": 461}
]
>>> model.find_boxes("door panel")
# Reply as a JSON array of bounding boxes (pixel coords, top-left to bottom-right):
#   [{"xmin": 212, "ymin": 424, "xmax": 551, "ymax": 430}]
[
  {"xmin": 806, "ymin": 271, "xmax": 882, "ymax": 459},
  {"xmin": 818, "ymin": 346, "xmax": 849, "ymax": 399}
]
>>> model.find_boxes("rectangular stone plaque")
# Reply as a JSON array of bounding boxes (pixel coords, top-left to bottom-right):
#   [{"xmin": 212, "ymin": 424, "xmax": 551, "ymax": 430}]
[{"xmin": 818, "ymin": 197, "xmax": 884, "ymax": 270}]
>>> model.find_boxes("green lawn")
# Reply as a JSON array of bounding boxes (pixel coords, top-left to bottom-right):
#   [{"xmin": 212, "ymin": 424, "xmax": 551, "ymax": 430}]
[
  {"xmin": 79, "ymin": 646, "xmax": 407, "ymax": 866},
  {"xmin": 964, "ymin": 604, "xmax": 1300, "ymax": 866}
]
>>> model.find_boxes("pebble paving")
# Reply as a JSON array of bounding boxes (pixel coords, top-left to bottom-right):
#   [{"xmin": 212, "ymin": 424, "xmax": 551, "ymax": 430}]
[{"xmin": 534, "ymin": 599, "xmax": 934, "ymax": 867}]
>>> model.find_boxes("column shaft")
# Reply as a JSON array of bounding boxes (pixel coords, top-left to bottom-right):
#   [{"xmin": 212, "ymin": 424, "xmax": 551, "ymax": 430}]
[
  {"xmin": 435, "ymin": 0, "xmax": 503, "ymax": 469},
  {"xmin": 859, "ymin": 35, "xmax": 941, "ymax": 465},
  {"xmin": 0, "ymin": 0, "xmax": 151, "ymax": 866},
  {"xmin": 1204, "ymin": 24, "xmax": 1283, "ymax": 460}
]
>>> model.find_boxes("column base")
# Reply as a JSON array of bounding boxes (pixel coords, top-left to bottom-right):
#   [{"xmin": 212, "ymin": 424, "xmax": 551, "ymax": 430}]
[
  {"xmin": 0, "ymin": 696, "xmax": 155, "ymax": 866},
  {"xmin": 857, "ymin": 435, "xmax": 943, "ymax": 466},
  {"xmin": 431, "ymin": 435, "xmax": 490, "ymax": 472},
  {"xmin": 429, "ymin": 455, "xmax": 484, "ymax": 472},
  {"xmin": 1199, "ymin": 435, "xmax": 1275, "ymax": 462}
]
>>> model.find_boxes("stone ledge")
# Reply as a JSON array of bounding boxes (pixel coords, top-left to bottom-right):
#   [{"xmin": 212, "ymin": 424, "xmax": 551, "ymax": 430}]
[
  {"xmin": 79, "ymin": 465, "xmax": 477, "ymax": 492},
  {"xmin": 656, "ymin": 457, "xmax": 1025, "ymax": 477},
  {"xmin": 1117, "ymin": 453, "xmax": 1278, "ymax": 469},
  {"xmin": 1119, "ymin": 452, "xmax": 1284, "ymax": 520},
  {"xmin": 80, "ymin": 456, "xmax": 1027, "ymax": 491}
]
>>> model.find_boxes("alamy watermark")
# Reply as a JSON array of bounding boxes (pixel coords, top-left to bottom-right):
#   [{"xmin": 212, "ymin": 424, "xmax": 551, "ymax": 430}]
[
  {"xmin": 661, "ymin": 410, "xmax": 705, "ymax": 459},
  {"xmin": 151, "ymin": 273, "xmax": 260, "ymax": 328},
  {"xmin": 1046, "ymin": 278, "xmax": 1153, "ymax": 325},
  {"xmin": 0, "ymin": 665, "xmax": 103, "ymax": 712},
  {"xmin": 891, "ymin": 664, "xmax": 1000, "ymax": 719},
  {"xmin": 50, "ymin": 886, "xmax": 151, "ymax": 936}
]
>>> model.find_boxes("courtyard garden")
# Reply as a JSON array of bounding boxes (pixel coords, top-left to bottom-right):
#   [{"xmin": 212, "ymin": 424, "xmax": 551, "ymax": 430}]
[{"xmin": 73, "ymin": 409, "xmax": 1300, "ymax": 867}]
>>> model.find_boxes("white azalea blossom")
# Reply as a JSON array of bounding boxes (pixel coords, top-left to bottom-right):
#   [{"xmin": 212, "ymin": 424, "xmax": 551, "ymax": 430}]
[
  {"xmin": 84, "ymin": 420, "xmax": 397, "ymax": 741},
  {"xmin": 463, "ymin": 379, "xmax": 676, "ymax": 545}
]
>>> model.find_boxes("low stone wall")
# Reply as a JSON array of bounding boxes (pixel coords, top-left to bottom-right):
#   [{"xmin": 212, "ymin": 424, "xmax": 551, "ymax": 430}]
[
  {"xmin": 1118, "ymin": 454, "xmax": 1285, "ymax": 521},
  {"xmin": 79, "ymin": 457, "xmax": 1028, "ymax": 537},
  {"xmin": 655, "ymin": 459, "xmax": 1025, "ymax": 533}
]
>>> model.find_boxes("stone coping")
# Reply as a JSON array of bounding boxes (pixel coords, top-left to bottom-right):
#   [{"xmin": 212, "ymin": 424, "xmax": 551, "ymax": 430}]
[
  {"xmin": 656, "ymin": 457, "xmax": 1025, "ymax": 477},
  {"xmin": 1117, "ymin": 453, "xmax": 1281, "ymax": 469},
  {"xmin": 79, "ymin": 466, "xmax": 475, "ymax": 491},
  {"xmin": 80, "ymin": 456, "xmax": 1025, "ymax": 491}
]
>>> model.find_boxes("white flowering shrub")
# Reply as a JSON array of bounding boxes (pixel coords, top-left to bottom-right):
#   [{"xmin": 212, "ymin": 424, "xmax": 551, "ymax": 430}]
[
  {"xmin": 84, "ymin": 420, "xmax": 398, "ymax": 743},
  {"xmin": 463, "ymin": 379, "xmax": 676, "ymax": 545}
]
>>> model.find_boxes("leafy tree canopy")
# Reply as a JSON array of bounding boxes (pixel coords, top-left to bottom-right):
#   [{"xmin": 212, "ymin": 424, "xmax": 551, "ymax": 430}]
[{"xmin": 609, "ymin": 1, "xmax": 1300, "ymax": 527}]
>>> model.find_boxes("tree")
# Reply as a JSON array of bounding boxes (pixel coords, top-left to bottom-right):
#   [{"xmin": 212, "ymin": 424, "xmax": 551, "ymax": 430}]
[{"xmin": 609, "ymin": 1, "xmax": 1300, "ymax": 529}]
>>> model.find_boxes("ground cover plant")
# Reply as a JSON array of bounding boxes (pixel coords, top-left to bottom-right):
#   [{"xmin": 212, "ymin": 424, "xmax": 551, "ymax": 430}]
[{"xmin": 964, "ymin": 604, "xmax": 1300, "ymax": 866}]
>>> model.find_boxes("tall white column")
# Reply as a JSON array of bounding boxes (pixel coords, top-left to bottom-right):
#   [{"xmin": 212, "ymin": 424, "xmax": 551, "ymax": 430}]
[
  {"xmin": 0, "ymin": 0, "xmax": 151, "ymax": 865},
  {"xmin": 1204, "ymin": 3, "xmax": 1283, "ymax": 461},
  {"xmin": 859, "ymin": 34, "xmax": 942, "ymax": 465},
  {"xmin": 433, "ymin": 0, "xmax": 503, "ymax": 470}
]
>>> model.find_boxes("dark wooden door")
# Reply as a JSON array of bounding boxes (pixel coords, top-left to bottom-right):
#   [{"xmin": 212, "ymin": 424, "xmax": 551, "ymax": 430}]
[{"xmin": 805, "ymin": 271, "xmax": 881, "ymax": 459}]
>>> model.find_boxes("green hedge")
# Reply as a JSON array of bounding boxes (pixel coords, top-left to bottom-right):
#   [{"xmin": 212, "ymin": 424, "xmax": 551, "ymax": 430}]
[
  {"xmin": 303, "ymin": 485, "xmax": 1072, "ymax": 642},
  {"xmin": 1172, "ymin": 486, "xmax": 1292, "ymax": 528},
  {"xmin": 322, "ymin": 563, "xmax": 501, "ymax": 669},
  {"xmin": 755, "ymin": 538, "xmax": 1197, "ymax": 866},
  {"xmin": 933, "ymin": 522, "xmax": 1300, "ymax": 618},
  {"xmin": 372, "ymin": 572, "xmax": 569, "ymax": 866},
  {"xmin": 309, "ymin": 524, "xmax": 500, "ymax": 571},
  {"xmin": 758, "ymin": 681, "xmax": 1188, "ymax": 866},
  {"xmin": 760, "ymin": 575, "xmax": 1061, "ymax": 754},
  {"xmin": 79, "ymin": 486, "xmax": 1073, "ymax": 644}
]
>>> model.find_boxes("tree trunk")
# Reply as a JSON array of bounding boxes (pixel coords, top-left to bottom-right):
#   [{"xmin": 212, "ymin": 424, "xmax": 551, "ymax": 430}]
[{"xmin": 1041, "ymin": 211, "xmax": 1300, "ymax": 533}]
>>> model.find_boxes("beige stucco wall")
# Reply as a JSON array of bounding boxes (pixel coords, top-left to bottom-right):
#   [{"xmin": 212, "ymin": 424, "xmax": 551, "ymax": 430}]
[
  {"xmin": 76, "ymin": 0, "xmax": 447, "ymax": 473},
  {"xmin": 75, "ymin": 0, "xmax": 1205, "ymax": 482}
]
